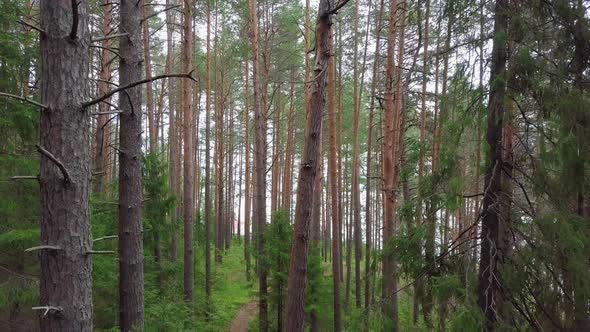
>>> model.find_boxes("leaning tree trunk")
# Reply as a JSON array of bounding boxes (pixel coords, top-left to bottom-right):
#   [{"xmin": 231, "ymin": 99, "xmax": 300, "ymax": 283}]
[
  {"xmin": 118, "ymin": 0, "xmax": 144, "ymax": 330},
  {"xmin": 477, "ymin": 0, "xmax": 509, "ymax": 329},
  {"xmin": 285, "ymin": 1, "xmax": 340, "ymax": 331},
  {"xmin": 38, "ymin": 1, "xmax": 92, "ymax": 330}
]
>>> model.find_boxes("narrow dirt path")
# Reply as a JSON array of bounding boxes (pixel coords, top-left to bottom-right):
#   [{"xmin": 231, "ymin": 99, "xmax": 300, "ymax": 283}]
[{"xmin": 229, "ymin": 299, "xmax": 258, "ymax": 332}]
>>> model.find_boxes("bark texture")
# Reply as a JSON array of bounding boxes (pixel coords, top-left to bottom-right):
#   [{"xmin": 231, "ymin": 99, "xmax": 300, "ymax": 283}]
[
  {"xmin": 248, "ymin": 0, "xmax": 268, "ymax": 330},
  {"xmin": 181, "ymin": 0, "xmax": 195, "ymax": 303},
  {"xmin": 477, "ymin": 0, "xmax": 509, "ymax": 329},
  {"xmin": 285, "ymin": 1, "xmax": 335, "ymax": 330},
  {"xmin": 39, "ymin": 1, "xmax": 92, "ymax": 330},
  {"xmin": 118, "ymin": 0, "xmax": 145, "ymax": 330}
]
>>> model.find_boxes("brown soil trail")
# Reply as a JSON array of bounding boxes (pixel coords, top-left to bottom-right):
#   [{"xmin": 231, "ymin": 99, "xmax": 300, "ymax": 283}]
[{"xmin": 228, "ymin": 299, "xmax": 258, "ymax": 332}]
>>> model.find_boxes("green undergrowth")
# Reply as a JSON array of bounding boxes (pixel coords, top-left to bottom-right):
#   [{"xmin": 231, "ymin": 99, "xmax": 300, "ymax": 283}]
[{"xmin": 93, "ymin": 238, "xmax": 255, "ymax": 331}]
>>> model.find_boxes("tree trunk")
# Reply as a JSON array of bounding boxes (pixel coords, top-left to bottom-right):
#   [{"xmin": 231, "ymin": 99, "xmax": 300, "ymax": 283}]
[
  {"xmin": 166, "ymin": 0, "xmax": 179, "ymax": 263},
  {"xmin": 249, "ymin": 0, "xmax": 269, "ymax": 330},
  {"xmin": 351, "ymin": 0, "xmax": 363, "ymax": 309},
  {"xmin": 414, "ymin": 0, "xmax": 430, "ymax": 324},
  {"xmin": 93, "ymin": 0, "xmax": 112, "ymax": 194},
  {"xmin": 282, "ymin": 68, "xmax": 296, "ymax": 215},
  {"xmin": 285, "ymin": 1, "xmax": 336, "ymax": 331},
  {"xmin": 328, "ymin": 15, "xmax": 343, "ymax": 330},
  {"xmin": 181, "ymin": 0, "xmax": 195, "ymax": 303},
  {"xmin": 477, "ymin": 0, "xmax": 509, "ymax": 329},
  {"xmin": 39, "ymin": 1, "xmax": 92, "ymax": 330},
  {"xmin": 204, "ymin": 0, "xmax": 213, "ymax": 314},
  {"xmin": 382, "ymin": 0, "xmax": 400, "ymax": 329},
  {"xmin": 216, "ymin": 70, "xmax": 225, "ymax": 262},
  {"xmin": 118, "ymin": 0, "xmax": 145, "ymax": 330},
  {"xmin": 244, "ymin": 60, "xmax": 252, "ymax": 279},
  {"xmin": 366, "ymin": 0, "xmax": 384, "ymax": 314},
  {"xmin": 142, "ymin": 0, "xmax": 156, "ymax": 152}
]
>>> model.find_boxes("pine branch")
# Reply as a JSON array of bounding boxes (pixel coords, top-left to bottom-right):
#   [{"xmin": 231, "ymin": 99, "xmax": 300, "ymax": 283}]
[
  {"xmin": 0, "ymin": 92, "xmax": 48, "ymax": 109},
  {"xmin": 36, "ymin": 145, "xmax": 71, "ymax": 183},
  {"xmin": 82, "ymin": 71, "xmax": 196, "ymax": 109},
  {"xmin": 91, "ymin": 32, "xmax": 129, "ymax": 43}
]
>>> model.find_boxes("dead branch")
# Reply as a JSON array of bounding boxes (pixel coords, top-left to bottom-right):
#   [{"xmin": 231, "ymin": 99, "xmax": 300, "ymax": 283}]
[
  {"xmin": 93, "ymin": 235, "xmax": 118, "ymax": 242},
  {"xmin": 141, "ymin": 5, "xmax": 181, "ymax": 23},
  {"xmin": 25, "ymin": 245, "xmax": 61, "ymax": 252},
  {"xmin": 325, "ymin": 0, "xmax": 352, "ymax": 17},
  {"xmin": 17, "ymin": 19, "xmax": 45, "ymax": 34},
  {"xmin": 11, "ymin": 176, "xmax": 39, "ymax": 180},
  {"xmin": 36, "ymin": 145, "xmax": 71, "ymax": 183},
  {"xmin": 91, "ymin": 32, "xmax": 129, "ymax": 43},
  {"xmin": 82, "ymin": 71, "xmax": 196, "ymax": 109},
  {"xmin": 0, "ymin": 92, "xmax": 48, "ymax": 109},
  {"xmin": 86, "ymin": 250, "xmax": 115, "ymax": 255},
  {"xmin": 32, "ymin": 306, "xmax": 63, "ymax": 317},
  {"xmin": 92, "ymin": 111, "xmax": 123, "ymax": 116}
]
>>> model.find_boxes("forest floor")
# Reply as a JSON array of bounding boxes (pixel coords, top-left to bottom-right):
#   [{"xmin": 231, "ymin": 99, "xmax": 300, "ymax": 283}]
[{"xmin": 229, "ymin": 299, "xmax": 258, "ymax": 332}]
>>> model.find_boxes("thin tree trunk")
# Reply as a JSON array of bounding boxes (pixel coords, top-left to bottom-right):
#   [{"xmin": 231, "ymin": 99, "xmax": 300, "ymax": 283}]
[
  {"xmin": 94, "ymin": 0, "xmax": 112, "ymax": 194},
  {"xmin": 366, "ymin": 0, "xmax": 384, "ymax": 314},
  {"xmin": 328, "ymin": 16, "xmax": 343, "ymax": 331},
  {"xmin": 204, "ymin": 0, "xmax": 213, "ymax": 315},
  {"xmin": 282, "ymin": 68, "xmax": 296, "ymax": 215},
  {"xmin": 167, "ymin": 0, "xmax": 179, "ymax": 262},
  {"xmin": 216, "ymin": 70, "xmax": 225, "ymax": 262},
  {"xmin": 249, "ymin": 0, "xmax": 269, "ymax": 330},
  {"xmin": 351, "ymin": 0, "xmax": 363, "ymax": 309},
  {"xmin": 415, "ymin": 0, "xmax": 431, "ymax": 324},
  {"xmin": 382, "ymin": 0, "xmax": 400, "ymax": 328},
  {"xmin": 244, "ymin": 60, "xmax": 252, "ymax": 279},
  {"xmin": 142, "ymin": 0, "xmax": 156, "ymax": 151},
  {"xmin": 39, "ymin": 1, "xmax": 92, "ymax": 330},
  {"xmin": 181, "ymin": 0, "xmax": 195, "ymax": 303}
]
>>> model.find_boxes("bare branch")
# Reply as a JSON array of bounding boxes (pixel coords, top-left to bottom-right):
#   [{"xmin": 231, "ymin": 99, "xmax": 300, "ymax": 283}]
[
  {"xmin": 25, "ymin": 245, "xmax": 61, "ymax": 252},
  {"xmin": 325, "ymin": 0, "xmax": 352, "ymax": 17},
  {"xmin": 36, "ymin": 145, "xmax": 71, "ymax": 183},
  {"xmin": 17, "ymin": 19, "xmax": 45, "ymax": 34},
  {"xmin": 93, "ymin": 235, "xmax": 118, "ymax": 242},
  {"xmin": 0, "ymin": 92, "xmax": 48, "ymax": 109},
  {"xmin": 92, "ymin": 111, "xmax": 123, "ymax": 116},
  {"xmin": 140, "ymin": 5, "xmax": 181, "ymax": 23},
  {"xmin": 86, "ymin": 250, "xmax": 115, "ymax": 255},
  {"xmin": 32, "ymin": 306, "xmax": 63, "ymax": 317},
  {"xmin": 91, "ymin": 32, "xmax": 129, "ymax": 43},
  {"xmin": 82, "ymin": 71, "xmax": 197, "ymax": 109},
  {"xmin": 11, "ymin": 176, "xmax": 39, "ymax": 180}
]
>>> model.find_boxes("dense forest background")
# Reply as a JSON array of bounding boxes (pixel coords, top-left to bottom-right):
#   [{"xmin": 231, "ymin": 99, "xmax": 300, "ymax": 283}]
[{"xmin": 0, "ymin": 0, "xmax": 589, "ymax": 331}]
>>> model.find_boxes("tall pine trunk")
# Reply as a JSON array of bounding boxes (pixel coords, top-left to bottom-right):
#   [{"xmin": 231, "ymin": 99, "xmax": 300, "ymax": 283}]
[
  {"xmin": 39, "ymin": 1, "xmax": 92, "ymax": 329},
  {"xmin": 249, "ymin": 0, "xmax": 269, "ymax": 330},
  {"xmin": 285, "ymin": 1, "xmax": 338, "ymax": 330},
  {"xmin": 328, "ymin": 16, "xmax": 343, "ymax": 331},
  {"xmin": 181, "ymin": 0, "xmax": 195, "ymax": 303},
  {"xmin": 118, "ymin": 0, "xmax": 144, "ymax": 329},
  {"xmin": 477, "ymin": 0, "xmax": 509, "ymax": 329},
  {"xmin": 204, "ymin": 0, "xmax": 213, "ymax": 314}
]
